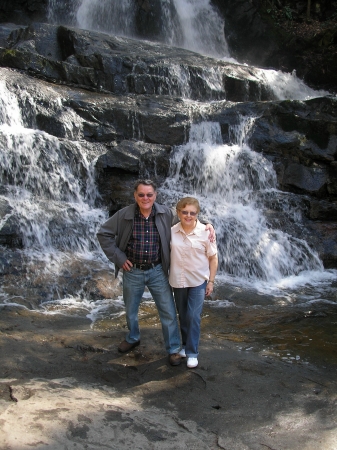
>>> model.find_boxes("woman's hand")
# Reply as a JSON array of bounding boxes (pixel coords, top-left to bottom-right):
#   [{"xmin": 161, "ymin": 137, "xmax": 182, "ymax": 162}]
[
  {"xmin": 205, "ymin": 281, "xmax": 214, "ymax": 296},
  {"xmin": 206, "ymin": 254, "xmax": 218, "ymax": 296}
]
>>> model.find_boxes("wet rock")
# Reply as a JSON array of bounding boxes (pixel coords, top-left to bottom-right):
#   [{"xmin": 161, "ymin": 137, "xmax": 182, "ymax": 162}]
[
  {"xmin": 0, "ymin": 0, "xmax": 48, "ymax": 24},
  {"xmin": 212, "ymin": 0, "xmax": 337, "ymax": 92},
  {"xmin": 0, "ymin": 198, "xmax": 23, "ymax": 248},
  {"xmin": 2, "ymin": 0, "xmax": 337, "ymax": 93},
  {"xmin": 328, "ymin": 161, "xmax": 337, "ymax": 196},
  {"xmin": 282, "ymin": 163, "xmax": 328, "ymax": 196},
  {"xmin": 1, "ymin": 66, "xmax": 337, "ymax": 270},
  {"xmin": 305, "ymin": 221, "xmax": 337, "ymax": 268},
  {"xmin": 96, "ymin": 140, "xmax": 171, "ymax": 213},
  {"xmin": 308, "ymin": 199, "xmax": 337, "ymax": 221},
  {"xmin": 0, "ymin": 250, "xmax": 23, "ymax": 276},
  {"xmin": 0, "ymin": 22, "xmax": 277, "ymax": 102}
]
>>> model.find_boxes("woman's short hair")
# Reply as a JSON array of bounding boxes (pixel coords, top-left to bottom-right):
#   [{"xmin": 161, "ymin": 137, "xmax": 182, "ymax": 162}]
[{"xmin": 176, "ymin": 197, "xmax": 200, "ymax": 213}]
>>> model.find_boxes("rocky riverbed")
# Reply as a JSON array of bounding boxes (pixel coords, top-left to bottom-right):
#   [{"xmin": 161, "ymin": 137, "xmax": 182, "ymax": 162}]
[{"xmin": 1, "ymin": 283, "xmax": 337, "ymax": 450}]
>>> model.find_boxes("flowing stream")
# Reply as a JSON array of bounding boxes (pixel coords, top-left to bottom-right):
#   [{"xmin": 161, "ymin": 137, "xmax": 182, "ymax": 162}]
[{"xmin": 0, "ymin": 1, "xmax": 336, "ymax": 362}]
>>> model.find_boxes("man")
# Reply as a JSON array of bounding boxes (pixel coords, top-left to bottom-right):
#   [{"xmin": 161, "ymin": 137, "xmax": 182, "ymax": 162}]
[{"xmin": 97, "ymin": 179, "xmax": 213, "ymax": 366}]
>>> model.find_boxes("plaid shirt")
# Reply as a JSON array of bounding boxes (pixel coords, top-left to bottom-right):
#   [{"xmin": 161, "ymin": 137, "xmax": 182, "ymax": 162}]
[{"xmin": 126, "ymin": 205, "xmax": 161, "ymax": 264}]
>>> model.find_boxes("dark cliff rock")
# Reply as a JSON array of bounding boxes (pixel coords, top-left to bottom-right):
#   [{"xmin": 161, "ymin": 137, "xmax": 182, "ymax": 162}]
[
  {"xmin": 0, "ymin": 22, "xmax": 274, "ymax": 102},
  {"xmin": 1, "ymin": 62, "xmax": 337, "ymax": 265},
  {"xmin": 0, "ymin": 0, "xmax": 48, "ymax": 24},
  {"xmin": 212, "ymin": 0, "xmax": 337, "ymax": 93},
  {"xmin": 0, "ymin": 198, "xmax": 22, "ymax": 248},
  {"xmin": 95, "ymin": 140, "xmax": 171, "ymax": 215},
  {"xmin": 2, "ymin": 0, "xmax": 336, "ymax": 93},
  {"xmin": 0, "ymin": 6, "xmax": 337, "ymax": 270}
]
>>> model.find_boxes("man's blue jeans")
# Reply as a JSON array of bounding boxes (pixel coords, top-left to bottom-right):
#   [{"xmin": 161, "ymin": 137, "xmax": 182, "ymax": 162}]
[
  {"xmin": 123, "ymin": 264, "xmax": 181, "ymax": 354},
  {"xmin": 173, "ymin": 281, "xmax": 207, "ymax": 358}
]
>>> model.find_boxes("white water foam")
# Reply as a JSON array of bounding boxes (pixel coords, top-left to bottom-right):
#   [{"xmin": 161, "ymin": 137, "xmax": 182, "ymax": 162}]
[
  {"xmin": 0, "ymin": 80, "xmax": 106, "ymax": 254},
  {"xmin": 169, "ymin": 0, "xmax": 229, "ymax": 57},
  {"xmin": 255, "ymin": 68, "xmax": 330, "ymax": 100},
  {"xmin": 161, "ymin": 120, "xmax": 336, "ymax": 293},
  {"xmin": 205, "ymin": 299, "xmax": 236, "ymax": 308},
  {"xmin": 70, "ymin": 0, "xmax": 229, "ymax": 59},
  {"xmin": 0, "ymin": 78, "xmax": 111, "ymax": 312},
  {"xmin": 40, "ymin": 296, "xmax": 125, "ymax": 324}
]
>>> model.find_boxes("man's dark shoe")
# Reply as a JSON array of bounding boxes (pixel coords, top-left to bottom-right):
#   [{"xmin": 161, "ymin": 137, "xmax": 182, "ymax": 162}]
[
  {"xmin": 118, "ymin": 340, "xmax": 140, "ymax": 353},
  {"xmin": 169, "ymin": 353, "xmax": 182, "ymax": 366}
]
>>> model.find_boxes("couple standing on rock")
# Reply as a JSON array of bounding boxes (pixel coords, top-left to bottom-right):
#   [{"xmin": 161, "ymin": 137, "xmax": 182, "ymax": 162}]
[{"xmin": 97, "ymin": 179, "xmax": 218, "ymax": 369}]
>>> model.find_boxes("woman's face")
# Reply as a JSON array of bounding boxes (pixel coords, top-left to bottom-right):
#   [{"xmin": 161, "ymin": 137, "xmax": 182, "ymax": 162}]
[{"xmin": 177, "ymin": 204, "xmax": 198, "ymax": 227}]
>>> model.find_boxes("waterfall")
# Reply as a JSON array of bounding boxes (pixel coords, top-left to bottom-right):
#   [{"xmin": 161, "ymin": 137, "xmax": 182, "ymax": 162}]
[
  {"xmin": 0, "ymin": 1, "xmax": 334, "ymax": 312},
  {"xmin": 48, "ymin": 0, "xmax": 229, "ymax": 59},
  {"xmin": 161, "ymin": 120, "xmax": 326, "ymax": 288},
  {"xmin": 0, "ymin": 79, "xmax": 105, "ymax": 261},
  {"xmin": 47, "ymin": 0, "xmax": 328, "ymax": 101},
  {"xmin": 162, "ymin": 0, "xmax": 229, "ymax": 57}
]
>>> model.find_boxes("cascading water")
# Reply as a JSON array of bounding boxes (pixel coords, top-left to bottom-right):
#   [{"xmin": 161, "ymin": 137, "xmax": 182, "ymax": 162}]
[
  {"xmin": 0, "ymin": 0, "xmax": 335, "ymax": 317},
  {"xmin": 0, "ymin": 79, "xmax": 107, "ymax": 306},
  {"xmin": 48, "ymin": 0, "xmax": 229, "ymax": 59},
  {"xmin": 161, "ymin": 120, "xmax": 335, "ymax": 292},
  {"xmin": 47, "ymin": 0, "xmax": 328, "ymax": 101},
  {"xmin": 157, "ymin": 0, "xmax": 229, "ymax": 57}
]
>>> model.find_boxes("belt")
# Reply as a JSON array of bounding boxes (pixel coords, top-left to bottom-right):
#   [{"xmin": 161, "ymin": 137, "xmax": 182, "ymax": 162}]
[{"xmin": 132, "ymin": 261, "xmax": 161, "ymax": 271}]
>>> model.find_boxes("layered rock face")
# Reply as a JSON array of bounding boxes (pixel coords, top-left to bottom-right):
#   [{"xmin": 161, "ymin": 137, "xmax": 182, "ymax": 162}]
[
  {"xmin": 0, "ymin": 3, "xmax": 336, "ymax": 305},
  {"xmin": 1, "ymin": 0, "xmax": 336, "ymax": 92}
]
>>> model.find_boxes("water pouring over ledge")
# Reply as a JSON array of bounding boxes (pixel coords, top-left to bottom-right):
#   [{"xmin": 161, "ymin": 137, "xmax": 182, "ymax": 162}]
[
  {"xmin": 49, "ymin": 0, "xmax": 230, "ymax": 59},
  {"xmin": 48, "ymin": 0, "xmax": 330, "ymax": 101},
  {"xmin": 0, "ymin": 76, "xmax": 109, "ymax": 309},
  {"xmin": 161, "ymin": 120, "xmax": 336, "ymax": 295},
  {"xmin": 0, "ymin": 0, "xmax": 336, "ymax": 322}
]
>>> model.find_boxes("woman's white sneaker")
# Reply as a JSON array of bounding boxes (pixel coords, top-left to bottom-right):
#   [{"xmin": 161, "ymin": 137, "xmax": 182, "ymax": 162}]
[
  {"xmin": 179, "ymin": 348, "xmax": 186, "ymax": 358},
  {"xmin": 187, "ymin": 357, "xmax": 198, "ymax": 368}
]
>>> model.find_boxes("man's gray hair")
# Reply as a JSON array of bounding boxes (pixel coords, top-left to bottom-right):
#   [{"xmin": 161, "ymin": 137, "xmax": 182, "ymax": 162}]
[{"xmin": 134, "ymin": 179, "xmax": 157, "ymax": 191}]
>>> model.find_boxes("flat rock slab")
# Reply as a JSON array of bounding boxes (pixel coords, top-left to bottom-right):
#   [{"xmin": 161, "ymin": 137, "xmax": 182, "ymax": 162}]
[{"xmin": 0, "ymin": 307, "xmax": 337, "ymax": 449}]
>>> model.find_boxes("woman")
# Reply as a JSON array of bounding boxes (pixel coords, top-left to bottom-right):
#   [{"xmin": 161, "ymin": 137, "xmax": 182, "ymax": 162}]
[{"xmin": 169, "ymin": 197, "xmax": 218, "ymax": 368}]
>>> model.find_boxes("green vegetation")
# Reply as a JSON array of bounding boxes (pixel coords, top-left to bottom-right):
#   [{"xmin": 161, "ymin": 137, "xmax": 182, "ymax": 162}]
[{"xmin": 263, "ymin": 0, "xmax": 337, "ymax": 23}]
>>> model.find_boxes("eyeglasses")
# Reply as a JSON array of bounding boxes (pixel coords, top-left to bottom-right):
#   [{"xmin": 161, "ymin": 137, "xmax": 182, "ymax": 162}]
[
  {"xmin": 180, "ymin": 210, "xmax": 197, "ymax": 216},
  {"xmin": 137, "ymin": 193, "xmax": 155, "ymax": 198}
]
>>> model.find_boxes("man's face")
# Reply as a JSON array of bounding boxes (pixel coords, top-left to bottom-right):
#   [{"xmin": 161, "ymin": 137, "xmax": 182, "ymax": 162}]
[{"xmin": 134, "ymin": 184, "xmax": 157, "ymax": 215}]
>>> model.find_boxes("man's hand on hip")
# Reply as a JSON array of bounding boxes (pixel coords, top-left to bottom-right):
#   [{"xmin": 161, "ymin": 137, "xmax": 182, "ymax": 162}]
[{"xmin": 122, "ymin": 259, "xmax": 133, "ymax": 271}]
